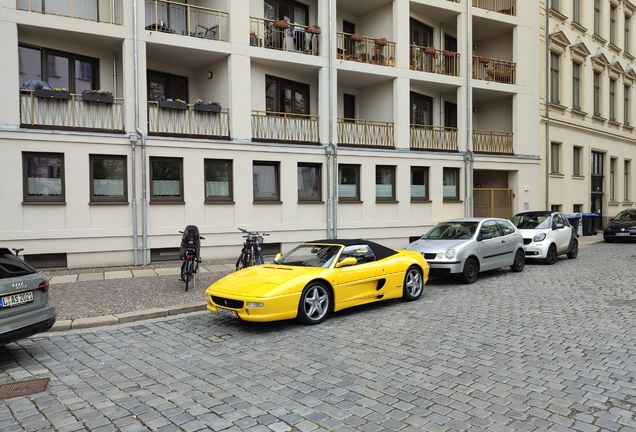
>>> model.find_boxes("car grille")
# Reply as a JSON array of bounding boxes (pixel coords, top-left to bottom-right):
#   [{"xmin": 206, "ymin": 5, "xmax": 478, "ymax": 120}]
[
  {"xmin": 523, "ymin": 238, "xmax": 532, "ymax": 245},
  {"xmin": 211, "ymin": 296, "xmax": 244, "ymax": 309},
  {"xmin": 423, "ymin": 253, "xmax": 437, "ymax": 260}
]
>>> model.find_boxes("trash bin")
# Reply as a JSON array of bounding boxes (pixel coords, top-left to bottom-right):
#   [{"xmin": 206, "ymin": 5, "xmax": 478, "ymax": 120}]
[
  {"xmin": 566, "ymin": 214, "xmax": 581, "ymax": 237},
  {"xmin": 581, "ymin": 212, "xmax": 600, "ymax": 236}
]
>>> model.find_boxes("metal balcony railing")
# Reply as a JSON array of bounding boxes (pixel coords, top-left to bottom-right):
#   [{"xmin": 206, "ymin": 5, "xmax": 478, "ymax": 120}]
[
  {"xmin": 473, "ymin": 129, "xmax": 513, "ymax": 154},
  {"xmin": 409, "ymin": 45, "xmax": 460, "ymax": 76},
  {"xmin": 336, "ymin": 33, "xmax": 396, "ymax": 67},
  {"xmin": 337, "ymin": 119, "xmax": 394, "ymax": 147},
  {"xmin": 251, "ymin": 111, "xmax": 319, "ymax": 143},
  {"xmin": 473, "ymin": 56, "xmax": 516, "ymax": 84},
  {"xmin": 411, "ymin": 125, "xmax": 458, "ymax": 151},
  {"xmin": 148, "ymin": 102, "xmax": 230, "ymax": 137},
  {"xmin": 472, "ymin": 0, "xmax": 516, "ymax": 15},
  {"xmin": 249, "ymin": 18, "xmax": 320, "ymax": 55},
  {"xmin": 20, "ymin": 90, "xmax": 124, "ymax": 131},
  {"xmin": 145, "ymin": 0, "xmax": 228, "ymax": 41},
  {"xmin": 16, "ymin": 0, "xmax": 123, "ymax": 24}
]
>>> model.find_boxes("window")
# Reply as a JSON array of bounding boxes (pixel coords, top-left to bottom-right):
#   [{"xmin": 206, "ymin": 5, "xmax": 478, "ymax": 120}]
[
  {"xmin": 573, "ymin": 146, "xmax": 582, "ymax": 176},
  {"xmin": 376, "ymin": 166, "xmax": 396, "ymax": 201},
  {"xmin": 147, "ymin": 70, "xmax": 188, "ymax": 102},
  {"xmin": 572, "ymin": 62, "xmax": 581, "ymax": 110},
  {"xmin": 150, "ymin": 157, "xmax": 183, "ymax": 203},
  {"xmin": 480, "ymin": 220, "xmax": 502, "ymax": 238},
  {"xmin": 298, "ymin": 163, "xmax": 321, "ymax": 202},
  {"xmin": 550, "ymin": 53, "xmax": 560, "ymax": 104},
  {"xmin": 78, "ymin": 61, "xmax": 92, "ymax": 81},
  {"xmin": 266, "ymin": 75, "xmax": 309, "ymax": 114},
  {"xmin": 551, "ymin": 0, "xmax": 560, "ymax": 12},
  {"xmin": 610, "ymin": 79, "xmax": 616, "ymax": 121},
  {"xmin": 610, "ymin": 6, "xmax": 617, "ymax": 45},
  {"xmin": 573, "ymin": 0, "xmax": 581, "ymax": 24},
  {"xmin": 573, "ymin": 204, "xmax": 583, "ymax": 213},
  {"xmin": 626, "ymin": 14, "xmax": 632, "ymax": 54},
  {"xmin": 625, "ymin": 85, "xmax": 631, "ymax": 126},
  {"xmin": 410, "ymin": 92, "xmax": 433, "ymax": 125},
  {"xmin": 410, "ymin": 166, "xmax": 429, "ymax": 201},
  {"xmin": 593, "ymin": 71, "xmax": 601, "ymax": 116},
  {"xmin": 264, "ymin": 0, "xmax": 308, "ymax": 26},
  {"xmin": 90, "ymin": 155, "xmax": 127, "ymax": 203},
  {"xmin": 551, "ymin": 142, "xmax": 561, "ymax": 174},
  {"xmin": 625, "ymin": 160, "xmax": 631, "ymax": 201},
  {"xmin": 343, "ymin": 94, "xmax": 355, "ymax": 120},
  {"xmin": 339, "ymin": 244, "xmax": 376, "ymax": 266},
  {"xmin": 594, "ymin": 0, "xmax": 601, "ymax": 36},
  {"xmin": 204, "ymin": 159, "xmax": 233, "ymax": 202},
  {"xmin": 550, "ymin": 205, "xmax": 561, "ymax": 212},
  {"xmin": 338, "ymin": 164, "xmax": 360, "ymax": 201},
  {"xmin": 497, "ymin": 220, "xmax": 517, "ymax": 236},
  {"xmin": 443, "ymin": 168, "xmax": 460, "ymax": 201},
  {"xmin": 253, "ymin": 162, "xmax": 280, "ymax": 202},
  {"xmin": 610, "ymin": 157, "xmax": 617, "ymax": 201},
  {"xmin": 410, "ymin": 18, "xmax": 433, "ymax": 47},
  {"xmin": 591, "ymin": 151, "xmax": 604, "ymax": 194},
  {"xmin": 22, "ymin": 152, "xmax": 65, "ymax": 203}
]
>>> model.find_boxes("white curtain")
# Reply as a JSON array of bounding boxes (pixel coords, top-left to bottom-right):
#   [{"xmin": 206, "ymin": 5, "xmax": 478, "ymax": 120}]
[
  {"xmin": 411, "ymin": 185, "xmax": 426, "ymax": 198},
  {"xmin": 253, "ymin": 165, "xmax": 277, "ymax": 197},
  {"xmin": 153, "ymin": 180, "xmax": 180, "ymax": 196},
  {"xmin": 28, "ymin": 178, "xmax": 61, "ymax": 196},
  {"xmin": 94, "ymin": 179, "xmax": 124, "ymax": 196},
  {"xmin": 206, "ymin": 181, "xmax": 229, "ymax": 197}
]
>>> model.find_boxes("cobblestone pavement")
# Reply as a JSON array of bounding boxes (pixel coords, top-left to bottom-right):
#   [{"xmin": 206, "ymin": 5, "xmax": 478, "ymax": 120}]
[{"xmin": 2, "ymin": 237, "xmax": 636, "ymax": 432}]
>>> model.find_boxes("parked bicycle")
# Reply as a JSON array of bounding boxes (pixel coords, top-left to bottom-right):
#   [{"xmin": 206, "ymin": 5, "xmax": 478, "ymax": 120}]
[
  {"xmin": 235, "ymin": 228, "xmax": 269, "ymax": 271},
  {"xmin": 179, "ymin": 225, "xmax": 204, "ymax": 292}
]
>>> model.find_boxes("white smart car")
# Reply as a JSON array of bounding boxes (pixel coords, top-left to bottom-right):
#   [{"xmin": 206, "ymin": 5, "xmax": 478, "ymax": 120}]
[{"xmin": 510, "ymin": 211, "xmax": 578, "ymax": 264}]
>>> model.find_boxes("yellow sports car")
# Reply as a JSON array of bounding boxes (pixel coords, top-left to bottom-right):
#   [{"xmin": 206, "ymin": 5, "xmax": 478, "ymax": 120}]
[{"xmin": 205, "ymin": 239, "xmax": 430, "ymax": 325}]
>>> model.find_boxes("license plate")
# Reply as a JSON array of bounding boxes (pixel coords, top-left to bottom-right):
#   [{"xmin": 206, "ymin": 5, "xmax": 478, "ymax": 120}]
[
  {"xmin": 616, "ymin": 232, "xmax": 630, "ymax": 236},
  {"xmin": 1, "ymin": 291, "xmax": 34, "ymax": 308},
  {"xmin": 216, "ymin": 307, "xmax": 237, "ymax": 318}
]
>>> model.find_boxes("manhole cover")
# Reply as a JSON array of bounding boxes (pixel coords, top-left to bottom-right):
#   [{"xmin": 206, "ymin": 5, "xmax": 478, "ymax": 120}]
[{"xmin": 0, "ymin": 378, "xmax": 50, "ymax": 400}]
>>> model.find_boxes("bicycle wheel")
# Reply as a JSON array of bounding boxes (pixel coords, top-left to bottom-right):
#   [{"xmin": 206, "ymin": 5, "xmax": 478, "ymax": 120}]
[
  {"xmin": 236, "ymin": 252, "xmax": 245, "ymax": 271},
  {"xmin": 184, "ymin": 259, "xmax": 194, "ymax": 291}
]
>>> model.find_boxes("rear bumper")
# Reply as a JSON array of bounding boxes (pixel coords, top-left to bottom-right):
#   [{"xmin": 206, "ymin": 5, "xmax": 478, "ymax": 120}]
[{"xmin": 0, "ymin": 315, "xmax": 56, "ymax": 346}]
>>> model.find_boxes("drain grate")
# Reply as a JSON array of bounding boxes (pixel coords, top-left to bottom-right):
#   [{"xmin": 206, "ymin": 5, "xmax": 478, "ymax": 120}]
[{"xmin": 0, "ymin": 378, "xmax": 50, "ymax": 400}]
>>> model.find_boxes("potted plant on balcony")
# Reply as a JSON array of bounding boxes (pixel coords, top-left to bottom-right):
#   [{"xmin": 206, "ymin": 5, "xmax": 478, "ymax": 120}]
[
  {"xmin": 443, "ymin": 50, "xmax": 456, "ymax": 58},
  {"xmin": 274, "ymin": 18, "xmax": 289, "ymax": 29},
  {"xmin": 159, "ymin": 96, "xmax": 188, "ymax": 110},
  {"xmin": 34, "ymin": 85, "xmax": 70, "ymax": 100},
  {"xmin": 479, "ymin": 56, "xmax": 490, "ymax": 63},
  {"xmin": 349, "ymin": 33, "xmax": 363, "ymax": 42},
  {"xmin": 374, "ymin": 38, "xmax": 387, "ymax": 46},
  {"xmin": 194, "ymin": 99, "xmax": 221, "ymax": 113},
  {"xmin": 82, "ymin": 89, "xmax": 114, "ymax": 104},
  {"xmin": 424, "ymin": 46, "xmax": 437, "ymax": 55},
  {"xmin": 307, "ymin": 25, "xmax": 321, "ymax": 35}
]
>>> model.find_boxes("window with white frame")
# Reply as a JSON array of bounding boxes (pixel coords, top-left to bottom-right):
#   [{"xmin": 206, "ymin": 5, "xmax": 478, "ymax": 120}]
[
  {"xmin": 376, "ymin": 166, "xmax": 396, "ymax": 201},
  {"xmin": 594, "ymin": 0, "xmax": 601, "ymax": 36},
  {"xmin": 205, "ymin": 159, "xmax": 233, "ymax": 202},
  {"xmin": 551, "ymin": 142, "xmax": 561, "ymax": 174},
  {"xmin": 593, "ymin": 71, "xmax": 601, "ymax": 117},
  {"xmin": 610, "ymin": 78, "xmax": 616, "ymax": 121},
  {"xmin": 550, "ymin": 52, "xmax": 560, "ymax": 104},
  {"xmin": 573, "ymin": 62, "xmax": 581, "ymax": 110},
  {"xmin": 625, "ymin": 160, "xmax": 631, "ymax": 201},
  {"xmin": 573, "ymin": 146, "xmax": 582, "ymax": 176},
  {"xmin": 253, "ymin": 162, "xmax": 280, "ymax": 202},
  {"xmin": 573, "ymin": 0, "xmax": 581, "ymax": 24},
  {"xmin": 625, "ymin": 84, "xmax": 631, "ymax": 126},
  {"xmin": 610, "ymin": 157, "xmax": 617, "ymax": 201},
  {"xmin": 442, "ymin": 168, "xmax": 460, "ymax": 201},
  {"xmin": 410, "ymin": 166, "xmax": 429, "ymax": 201},
  {"xmin": 626, "ymin": 14, "xmax": 632, "ymax": 54},
  {"xmin": 610, "ymin": 6, "xmax": 617, "ymax": 45}
]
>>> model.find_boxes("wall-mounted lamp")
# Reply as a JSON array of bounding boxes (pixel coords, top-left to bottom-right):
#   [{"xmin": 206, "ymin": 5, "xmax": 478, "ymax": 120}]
[
  {"xmin": 473, "ymin": 44, "xmax": 477, "ymax": 51},
  {"xmin": 207, "ymin": 71, "xmax": 213, "ymax": 79},
  {"xmin": 472, "ymin": 107, "xmax": 478, "ymax": 113}
]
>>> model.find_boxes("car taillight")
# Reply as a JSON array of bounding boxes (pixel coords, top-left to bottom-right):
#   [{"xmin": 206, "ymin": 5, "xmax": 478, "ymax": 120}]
[{"xmin": 38, "ymin": 279, "xmax": 50, "ymax": 292}]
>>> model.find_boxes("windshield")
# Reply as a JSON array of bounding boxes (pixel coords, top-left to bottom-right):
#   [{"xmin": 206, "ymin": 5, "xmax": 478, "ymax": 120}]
[
  {"xmin": 421, "ymin": 222, "xmax": 478, "ymax": 240},
  {"xmin": 615, "ymin": 211, "xmax": 635, "ymax": 221},
  {"xmin": 511, "ymin": 214, "xmax": 551, "ymax": 229},
  {"xmin": 277, "ymin": 244, "xmax": 342, "ymax": 268}
]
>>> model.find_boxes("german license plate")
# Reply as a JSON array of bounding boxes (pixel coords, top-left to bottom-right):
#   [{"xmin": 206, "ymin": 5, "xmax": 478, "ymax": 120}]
[
  {"xmin": 216, "ymin": 307, "xmax": 237, "ymax": 318},
  {"xmin": 616, "ymin": 232, "xmax": 630, "ymax": 236},
  {"xmin": 1, "ymin": 291, "xmax": 34, "ymax": 308}
]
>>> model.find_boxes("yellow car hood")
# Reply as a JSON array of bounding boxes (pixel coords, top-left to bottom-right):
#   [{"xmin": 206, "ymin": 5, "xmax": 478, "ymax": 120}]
[{"xmin": 207, "ymin": 264, "xmax": 317, "ymax": 297}]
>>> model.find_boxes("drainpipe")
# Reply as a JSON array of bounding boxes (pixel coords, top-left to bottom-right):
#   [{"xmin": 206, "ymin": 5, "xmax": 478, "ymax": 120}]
[
  {"xmin": 465, "ymin": 0, "xmax": 474, "ymax": 217},
  {"xmin": 326, "ymin": 0, "xmax": 338, "ymax": 239},
  {"xmin": 133, "ymin": 0, "xmax": 148, "ymax": 265},
  {"xmin": 545, "ymin": 1, "xmax": 550, "ymax": 211}
]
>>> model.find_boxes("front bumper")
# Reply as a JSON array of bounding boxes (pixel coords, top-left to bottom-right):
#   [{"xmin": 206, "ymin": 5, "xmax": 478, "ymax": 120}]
[
  {"xmin": 206, "ymin": 292, "xmax": 300, "ymax": 322},
  {"xmin": 523, "ymin": 241, "xmax": 550, "ymax": 259}
]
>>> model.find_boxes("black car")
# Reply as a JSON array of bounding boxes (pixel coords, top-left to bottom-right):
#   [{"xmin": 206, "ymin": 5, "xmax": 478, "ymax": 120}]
[
  {"xmin": 604, "ymin": 209, "xmax": 636, "ymax": 242},
  {"xmin": 1, "ymin": 248, "xmax": 56, "ymax": 347}
]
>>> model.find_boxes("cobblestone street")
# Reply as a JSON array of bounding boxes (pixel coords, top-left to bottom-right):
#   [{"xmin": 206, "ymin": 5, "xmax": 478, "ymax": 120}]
[{"xmin": 1, "ymin": 241, "xmax": 635, "ymax": 431}]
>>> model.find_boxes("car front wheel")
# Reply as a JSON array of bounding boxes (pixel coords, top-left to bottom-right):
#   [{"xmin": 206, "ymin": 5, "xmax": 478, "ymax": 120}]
[
  {"xmin": 461, "ymin": 257, "xmax": 479, "ymax": 284},
  {"xmin": 297, "ymin": 282, "xmax": 331, "ymax": 325},
  {"xmin": 510, "ymin": 249, "xmax": 525, "ymax": 272},
  {"xmin": 402, "ymin": 266, "xmax": 423, "ymax": 301},
  {"xmin": 544, "ymin": 244, "xmax": 558, "ymax": 265},
  {"xmin": 567, "ymin": 239, "xmax": 578, "ymax": 259}
]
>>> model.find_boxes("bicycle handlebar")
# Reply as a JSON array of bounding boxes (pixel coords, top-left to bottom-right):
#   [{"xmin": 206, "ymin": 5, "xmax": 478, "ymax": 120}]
[{"xmin": 238, "ymin": 228, "xmax": 270, "ymax": 237}]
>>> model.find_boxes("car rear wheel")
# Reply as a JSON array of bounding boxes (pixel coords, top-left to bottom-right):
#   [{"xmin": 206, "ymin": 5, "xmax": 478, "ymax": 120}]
[
  {"xmin": 544, "ymin": 244, "xmax": 558, "ymax": 265},
  {"xmin": 510, "ymin": 249, "xmax": 525, "ymax": 272},
  {"xmin": 297, "ymin": 282, "xmax": 331, "ymax": 325},
  {"xmin": 402, "ymin": 266, "xmax": 423, "ymax": 301},
  {"xmin": 567, "ymin": 239, "xmax": 578, "ymax": 259},
  {"xmin": 461, "ymin": 257, "xmax": 479, "ymax": 284}
]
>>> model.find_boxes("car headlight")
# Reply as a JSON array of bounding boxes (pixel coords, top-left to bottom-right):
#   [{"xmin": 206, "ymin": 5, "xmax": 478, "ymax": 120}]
[
  {"xmin": 247, "ymin": 302, "xmax": 264, "ymax": 308},
  {"xmin": 533, "ymin": 233, "xmax": 546, "ymax": 242},
  {"xmin": 437, "ymin": 249, "xmax": 456, "ymax": 259}
]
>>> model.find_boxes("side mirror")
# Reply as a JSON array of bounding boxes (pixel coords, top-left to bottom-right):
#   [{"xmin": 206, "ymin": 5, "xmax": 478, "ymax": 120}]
[
  {"xmin": 479, "ymin": 233, "xmax": 492, "ymax": 241},
  {"xmin": 554, "ymin": 223, "xmax": 564, "ymax": 229},
  {"xmin": 336, "ymin": 257, "xmax": 358, "ymax": 268},
  {"xmin": 273, "ymin": 252, "xmax": 282, "ymax": 264}
]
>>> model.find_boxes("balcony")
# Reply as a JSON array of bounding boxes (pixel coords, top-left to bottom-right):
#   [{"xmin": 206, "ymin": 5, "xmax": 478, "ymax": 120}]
[
  {"xmin": 336, "ymin": 33, "xmax": 395, "ymax": 67},
  {"xmin": 473, "ymin": 129, "xmax": 513, "ymax": 154},
  {"xmin": 410, "ymin": 45, "xmax": 460, "ymax": 76},
  {"xmin": 249, "ymin": 18, "xmax": 320, "ymax": 55},
  {"xmin": 411, "ymin": 125, "xmax": 458, "ymax": 151},
  {"xmin": 17, "ymin": 0, "xmax": 123, "ymax": 24},
  {"xmin": 472, "ymin": 0, "xmax": 516, "ymax": 15},
  {"xmin": 337, "ymin": 119, "xmax": 394, "ymax": 148},
  {"xmin": 148, "ymin": 102, "xmax": 229, "ymax": 138},
  {"xmin": 251, "ymin": 111, "xmax": 319, "ymax": 143},
  {"xmin": 473, "ymin": 56, "xmax": 516, "ymax": 84},
  {"xmin": 145, "ymin": 0, "xmax": 228, "ymax": 41},
  {"xmin": 20, "ymin": 90, "xmax": 124, "ymax": 132}
]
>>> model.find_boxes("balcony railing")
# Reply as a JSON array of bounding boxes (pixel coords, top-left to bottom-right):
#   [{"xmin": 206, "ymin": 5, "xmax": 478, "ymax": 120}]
[
  {"xmin": 249, "ymin": 18, "xmax": 320, "ymax": 55},
  {"xmin": 473, "ymin": 56, "xmax": 516, "ymax": 84},
  {"xmin": 251, "ymin": 111, "xmax": 319, "ymax": 143},
  {"xmin": 148, "ymin": 102, "xmax": 229, "ymax": 137},
  {"xmin": 20, "ymin": 90, "xmax": 124, "ymax": 131},
  {"xmin": 145, "ymin": 0, "xmax": 228, "ymax": 41},
  {"xmin": 473, "ymin": 129, "xmax": 513, "ymax": 154},
  {"xmin": 17, "ymin": 0, "xmax": 123, "ymax": 24},
  {"xmin": 472, "ymin": 0, "xmax": 516, "ymax": 15},
  {"xmin": 411, "ymin": 125, "xmax": 458, "ymax": 151},
  {"xmin": 337, "ymin": 119, "xmax": 394, "ymax": 147},
  {"xmin": 410, "ymin": 45, "xmax": 460, "ymax": 76},
  {"xmin": 336, "ymin": 33, "xmax": 396, "ymax": 67}
]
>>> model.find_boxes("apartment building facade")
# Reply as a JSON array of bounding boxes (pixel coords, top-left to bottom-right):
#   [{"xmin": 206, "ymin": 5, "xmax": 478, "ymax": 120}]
[
  {"xmin": 542, "ymin": 0, "xmax": 636, "ymax": 227},
  {"xmin": 0, "ymin": 0, "xmax": 540, "ymax": 268}
]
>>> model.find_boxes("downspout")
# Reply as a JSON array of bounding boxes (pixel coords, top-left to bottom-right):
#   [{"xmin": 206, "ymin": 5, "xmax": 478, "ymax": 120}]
[
  {"xmin": 326, "ymin": 0, "xmax": 338, "ymax": 238},
  {"xmin": 465, "ymin": 0, "xmax": 474, "ymax": 217},
  {"xmin": 545, "ymin": 1, "xmax": 550, "ymax": 210},
  {"xmin": 133, "ymin": 0, "xmax": 148, "ymax": 265}
]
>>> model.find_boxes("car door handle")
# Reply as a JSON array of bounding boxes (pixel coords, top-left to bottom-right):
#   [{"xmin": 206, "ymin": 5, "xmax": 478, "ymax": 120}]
[{"xmin": 501, "ymin": 240, "xmax": 506, "ymax": 243}]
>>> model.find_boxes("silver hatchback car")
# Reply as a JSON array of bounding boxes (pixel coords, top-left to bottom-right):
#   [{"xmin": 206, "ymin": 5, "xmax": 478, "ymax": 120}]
[
  {"xmin": 405, "ymin": 218, "xmax": 525, "ymax": 284},
  {"xmin": 1, "ymin": 248, "xmax": 56, "ymax": 347}
]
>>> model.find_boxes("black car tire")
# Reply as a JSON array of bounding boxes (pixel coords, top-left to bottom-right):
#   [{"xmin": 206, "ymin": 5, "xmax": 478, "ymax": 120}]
[
  {"xmin": 510, "ymin": 249, "xmax": 525, "ymax": 272},
  {"xmin": 461, "ymin": 257, "xmax": 479, "ymax": 284},
  {"xmin": 402, "ymin": 266, "xmax": 424, "ymax": 301},
  {"xmin": 567, "ymin": 239, "xmax": 578, "ymax": 259},
  {"xmin": 544, "ymin": 244, "xmax": 558, "ymax": 265},
  {"xmin": 297, "ymin": 282, "xmax": 331, "ymax": 325}
]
